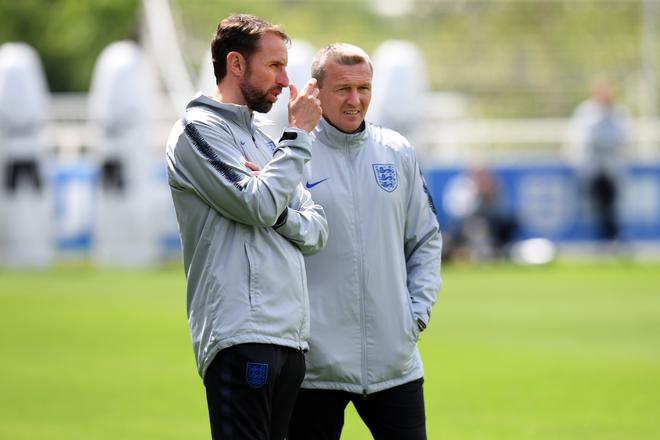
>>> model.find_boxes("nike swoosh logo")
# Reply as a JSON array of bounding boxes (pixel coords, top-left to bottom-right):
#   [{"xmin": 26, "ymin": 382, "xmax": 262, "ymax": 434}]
[{"xmin": 305, "ymin": 178, "xmax": 328, "ymax": 189}]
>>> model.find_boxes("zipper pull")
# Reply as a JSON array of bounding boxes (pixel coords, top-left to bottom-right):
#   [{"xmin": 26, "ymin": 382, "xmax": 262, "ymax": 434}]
[{"xmin": 362, "ymin": 389, "xmax": 368, "ymax": 400}]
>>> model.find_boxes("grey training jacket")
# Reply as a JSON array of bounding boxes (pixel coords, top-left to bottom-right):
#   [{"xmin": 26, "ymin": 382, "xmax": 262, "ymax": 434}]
[
  {"xmin": 166, "ymin": 94, "xmax": 328, "ymax": 378},
  {"xmin": 302, "ymin": 118, "xmax": 442, "ymax": 394}
]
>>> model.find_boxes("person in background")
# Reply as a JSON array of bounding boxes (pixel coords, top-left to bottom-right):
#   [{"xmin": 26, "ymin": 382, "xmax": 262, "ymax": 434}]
[
  {"xmin": 166, "ymin": 14, "xmax": 327, "ymax": 440},
  {"xmin": 288, "ymin": 43, "xmax": 442, "ymax": 440},
  {"xmin": 443, "ymin": 167, "xmax": 518, "ymax": 262},
  {"xmin": 567, "ymin": 77, "xmax": 630, "ymax": 241}
]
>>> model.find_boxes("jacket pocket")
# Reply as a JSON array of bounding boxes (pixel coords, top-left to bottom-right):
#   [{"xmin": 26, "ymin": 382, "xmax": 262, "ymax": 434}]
[
  {"xmin": 405, "ymin": 290, "xmax": 421, "ymax": 342},
  {"xmin": 244, "ymin": 242, "xmax": 261, "ymax": 307},
  {"xmin": 207, "ymin": 277, "xmax": 223, "ymax": 344}
]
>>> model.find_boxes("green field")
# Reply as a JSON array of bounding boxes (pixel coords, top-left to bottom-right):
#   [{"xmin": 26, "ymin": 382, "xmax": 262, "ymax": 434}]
[{"xmin": 1, "ymin": 262, "xmax": 659, "ymax": 439}]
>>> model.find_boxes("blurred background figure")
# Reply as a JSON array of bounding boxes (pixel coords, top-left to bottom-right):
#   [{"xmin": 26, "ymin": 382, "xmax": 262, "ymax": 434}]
[
  {"xmin": 567, "ymin": 78, "xmax": 630, "ymax": 242},
  {"xmin": 442, "ymin": 167, "xmax": 518, "ymax": 262}
]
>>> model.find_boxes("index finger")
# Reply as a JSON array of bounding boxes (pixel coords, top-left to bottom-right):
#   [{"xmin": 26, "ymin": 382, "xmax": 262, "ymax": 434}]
[{"xmin": 300, "ymin": 78, "xmax": 318, "ymax": 96}]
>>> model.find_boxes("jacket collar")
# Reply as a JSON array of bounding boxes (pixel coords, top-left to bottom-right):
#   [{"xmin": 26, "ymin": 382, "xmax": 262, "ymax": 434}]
[
  {"xmin": 315, "ymin": 117, "xmax": 368, "ymax": 149},
  {"xmin": 187, "ymin": 93, "xmax": 256, "ymax": 132}
]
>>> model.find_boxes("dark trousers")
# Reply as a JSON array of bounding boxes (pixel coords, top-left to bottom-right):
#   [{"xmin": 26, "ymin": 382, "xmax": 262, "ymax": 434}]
[
  {"xmin": 288, "ymin": 378, "xmax": 427, "ymax": 440},
  {"xmin": 203, "ymin": 343, "xmax": 305, "ymax": 440},
  {"xmin": 589, "ymin": 172, "xmax": 618, "ymax": 240}
]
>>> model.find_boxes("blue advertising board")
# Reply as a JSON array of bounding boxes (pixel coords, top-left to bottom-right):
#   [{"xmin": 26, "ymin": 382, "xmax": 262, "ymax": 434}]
[
  {"xmin": 52, "ymin": 162, "xmax": 660, "ymax": 255},
  {"xmin": 424, "ymin": 164, "xmax": 660, "ymax": 241}
]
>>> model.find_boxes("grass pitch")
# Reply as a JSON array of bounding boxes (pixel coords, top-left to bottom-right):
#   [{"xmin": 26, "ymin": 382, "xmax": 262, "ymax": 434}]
[{"xmin": 1, "ymin": 262, "xmax": 659, "ymax": 439}]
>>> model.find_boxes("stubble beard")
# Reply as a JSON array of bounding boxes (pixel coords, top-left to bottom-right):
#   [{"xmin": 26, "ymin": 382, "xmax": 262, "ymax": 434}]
[{"xmin": 239, "ymin": 66, "xmax": 278, "ymax": 114}]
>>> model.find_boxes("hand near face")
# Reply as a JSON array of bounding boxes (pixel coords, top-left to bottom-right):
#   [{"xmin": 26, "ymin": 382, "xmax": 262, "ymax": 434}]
[{"xmin": 287, "ymin": 78, "xmax": 322, "ymax": 133}]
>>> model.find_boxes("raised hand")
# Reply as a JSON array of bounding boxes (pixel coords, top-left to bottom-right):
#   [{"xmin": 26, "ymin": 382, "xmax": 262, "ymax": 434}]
[{"xmin": 287, "ymin": 78, "xmax": 322, "ymax": 133}]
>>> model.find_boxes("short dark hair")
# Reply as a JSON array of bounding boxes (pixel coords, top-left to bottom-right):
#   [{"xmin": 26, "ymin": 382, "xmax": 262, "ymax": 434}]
[
  {"xmin": 311, "ymin": 43, "xmax": 373, "ymax": 87},
  {"xmin": 211, "ymin": 14, "xmax": 289, "ymax": 83}
]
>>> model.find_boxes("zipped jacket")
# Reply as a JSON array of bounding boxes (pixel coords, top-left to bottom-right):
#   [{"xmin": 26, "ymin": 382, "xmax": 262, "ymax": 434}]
[
  {"xmin": 301, "ymin": 118, "xmax": 442, "ymax": 394},
  {"xmin": 166, "ymin": 94, "xmax": 328, "ymax": 378}
]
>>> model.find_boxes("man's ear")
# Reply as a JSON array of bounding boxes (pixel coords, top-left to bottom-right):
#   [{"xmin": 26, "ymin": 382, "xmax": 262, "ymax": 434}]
[{"xmin": 227, "ymin": 51, "xmax": 247, "ymax": 77}]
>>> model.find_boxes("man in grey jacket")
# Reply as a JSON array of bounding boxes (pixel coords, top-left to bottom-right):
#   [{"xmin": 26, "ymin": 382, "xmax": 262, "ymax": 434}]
[
  {"xmin": 288, "ymin": 43, "xmax": 442, "ymax": 440},
  {"xmin": 166, "ymin": 14, "xmax": 327, "ymax": 440}
]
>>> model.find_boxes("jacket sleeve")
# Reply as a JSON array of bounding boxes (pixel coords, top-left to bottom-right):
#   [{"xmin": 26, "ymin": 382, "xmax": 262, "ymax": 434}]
[
  {"xmin": 274, "ymin": 183, "xmax": 328, "ymax": 255},
  {"xmin": 168, "ymin": 119, "xmax": 311, "ymax": 227},
  {"xmin": 404, "ymin": 153, "xmax": 443, "ymax": 329}
]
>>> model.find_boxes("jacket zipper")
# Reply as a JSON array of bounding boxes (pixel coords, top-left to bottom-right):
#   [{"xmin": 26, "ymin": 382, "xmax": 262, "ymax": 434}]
[
  {"xmin": 250, "ymin": 128, "xmax": 306, "ymax": 349},
  {"xmin": 346, "ymin": 141, "xmax": 369, "ymax": 397},
  {"xmin": 298, "ymin": 260, "xmax": 306, "ymax": 350}
]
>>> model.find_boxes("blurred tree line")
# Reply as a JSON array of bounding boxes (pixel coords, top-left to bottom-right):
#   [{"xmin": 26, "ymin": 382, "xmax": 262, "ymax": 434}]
[
  {"xmin": 0, "ymin": 0, "xmax": 654, "ymax": 118},
  {"xmin": 176, "ymin": 0, "xmax": 647, "ymax": 117},
  {"xmin": 0, "ymin": 0, "xmax": 139, "ymax": 92}
]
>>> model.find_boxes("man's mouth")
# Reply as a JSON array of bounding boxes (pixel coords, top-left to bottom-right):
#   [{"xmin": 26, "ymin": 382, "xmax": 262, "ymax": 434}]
[
  {"xmin": 269, "ymin": 88, "xmax": 282, "ymax": 99},
  {"xmin": 344, "ymin": 109, "xmax": 360, "ymax": 116},
  {"xmin": 264, "ymin": 88, "xmax": 281, "ymax": 103}
]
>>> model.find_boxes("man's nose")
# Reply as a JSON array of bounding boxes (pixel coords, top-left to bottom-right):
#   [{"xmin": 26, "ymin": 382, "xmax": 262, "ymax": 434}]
[
  {"xmin": 277, "ymin": 70, "xmax": 289, "ymax": 87},
  {"xmin": 346, "ymin": 89, "xmax": 360, "ymax": 105}
]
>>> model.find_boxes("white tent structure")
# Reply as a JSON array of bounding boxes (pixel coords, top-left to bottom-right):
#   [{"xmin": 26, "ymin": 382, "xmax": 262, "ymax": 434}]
[
  {"xmin": 369, "ymin": 40, "xmax": 429, "ymax": 136},
  {"xmin": 0, "ymin": 43, "xmax": 53, "ymax": 268},
  {"xmin": 88, "ymin": 41, "xmax": 161, "ymax": 267}
]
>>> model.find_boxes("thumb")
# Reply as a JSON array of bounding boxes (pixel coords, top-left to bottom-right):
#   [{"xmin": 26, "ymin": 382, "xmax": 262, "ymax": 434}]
[{"xmin": 288, "ymin": 83, "xmax": 298, "ymax": 101}]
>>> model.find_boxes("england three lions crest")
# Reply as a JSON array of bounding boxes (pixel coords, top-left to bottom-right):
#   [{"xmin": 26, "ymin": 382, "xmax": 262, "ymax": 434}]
[
  {"xmin": 245, "ymin": 362, "xmax": 268, "ymax": 388},
  {"xmin": 372, "ymin": 164, "xmax": 399, "ymax": 192}
]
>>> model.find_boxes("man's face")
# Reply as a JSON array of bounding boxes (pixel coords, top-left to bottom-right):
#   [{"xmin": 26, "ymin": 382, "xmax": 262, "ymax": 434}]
[
  {"xmin": 239, "ymin": 32, "xmax": 289, "ymax": 113},
  {"xmin": 318, "ymin": 60, "xmax": 372, "ymax": 133}
]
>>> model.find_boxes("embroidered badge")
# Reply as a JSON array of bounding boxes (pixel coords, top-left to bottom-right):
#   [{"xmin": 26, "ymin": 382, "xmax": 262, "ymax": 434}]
[
  {"xmin": 245, "ymin": 362, "xmax": 268, "ymax": 388},
  {"xmin": 372, "ymin": 164, "xmax": 399, "ymax": 192},
  {"xmin": 266, "ymin": 140, "xmax": 276, "ymax": 152}
]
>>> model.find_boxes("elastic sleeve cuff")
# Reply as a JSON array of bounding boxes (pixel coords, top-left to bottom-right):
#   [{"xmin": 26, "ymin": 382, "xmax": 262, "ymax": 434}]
[
  {"xmin": 276, "ymin": 128, "xmax": 313, "ymax": 148},
  {"xmin": 271, "ymin": 128, "xmax": 313, "ymax": 162},
  {"xmin": 412, "ymin": 303, "xmax": 431, "ymax": 330},
  {"xmin": 273, "ymin": 207, "xmax": 289, "ymax": 229}
]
